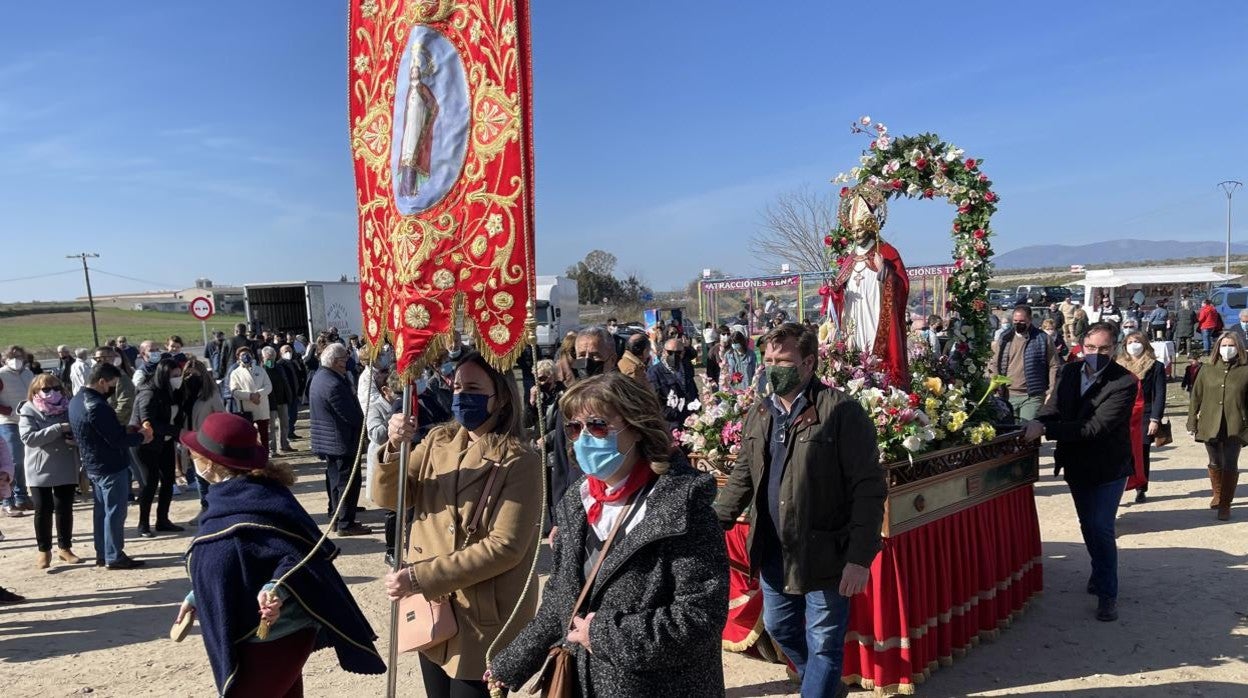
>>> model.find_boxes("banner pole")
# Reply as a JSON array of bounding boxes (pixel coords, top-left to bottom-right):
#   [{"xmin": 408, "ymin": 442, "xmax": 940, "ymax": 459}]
[{"xmin": 386, "ymin": 383, "xmax": 413, "ymax": 698}]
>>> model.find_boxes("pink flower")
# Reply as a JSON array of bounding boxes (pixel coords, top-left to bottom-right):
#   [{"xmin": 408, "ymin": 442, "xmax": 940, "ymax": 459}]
[{"xmin": 984, "ymin": 191, "xmax": 999, "ymax": 203}]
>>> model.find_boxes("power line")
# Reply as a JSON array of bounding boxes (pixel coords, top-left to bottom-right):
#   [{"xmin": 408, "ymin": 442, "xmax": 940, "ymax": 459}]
[
  {"xmin": 0, "ymin": 269, "xmax": 80, "ymax": 284},
  {"xmin": 91, "ymin": 268, "xmax": 180, "ymax": 289}
]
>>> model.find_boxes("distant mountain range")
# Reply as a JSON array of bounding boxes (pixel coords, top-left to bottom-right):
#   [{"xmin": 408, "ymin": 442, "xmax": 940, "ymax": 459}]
[{"xmin": 994, "ymin": 239, "xmax": 1248, "ymax": 271}]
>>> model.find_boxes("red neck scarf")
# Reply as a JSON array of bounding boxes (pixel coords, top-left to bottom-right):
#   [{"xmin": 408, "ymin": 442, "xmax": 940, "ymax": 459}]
[{"xmin": 586, "ymin": 461, "xmax": 655, "ymax": 525}]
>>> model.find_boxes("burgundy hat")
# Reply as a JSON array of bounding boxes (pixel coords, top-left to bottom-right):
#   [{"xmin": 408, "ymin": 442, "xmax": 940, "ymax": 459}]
[{"xmin": 180, "ymin": 412, "xmax": 268, "ymax": 471}]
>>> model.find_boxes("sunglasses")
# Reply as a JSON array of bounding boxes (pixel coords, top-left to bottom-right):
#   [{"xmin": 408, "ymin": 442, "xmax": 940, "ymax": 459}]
[
  {"xmin": 564, "ymin": 417, "xmax": 617, "ymax": 441},
  {"xmin": 41, "ymin": 386, "xmax": 63, "ymax": 393}
]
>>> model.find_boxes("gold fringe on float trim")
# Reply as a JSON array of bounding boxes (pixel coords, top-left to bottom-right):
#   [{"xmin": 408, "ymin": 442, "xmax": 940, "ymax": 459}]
[{"xmin": 839, "ymin": 559, "xmax": 1043, "ymax": 697}]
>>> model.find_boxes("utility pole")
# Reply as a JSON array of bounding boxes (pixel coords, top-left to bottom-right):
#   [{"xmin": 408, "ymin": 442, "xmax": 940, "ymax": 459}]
[
  {"xmin": 67, "ymin": 253, "xmax": 101, "ymax": 347},
  {"xmin": 1219, "ymin": 181, "xmax": 1242, "ymax": 275}
]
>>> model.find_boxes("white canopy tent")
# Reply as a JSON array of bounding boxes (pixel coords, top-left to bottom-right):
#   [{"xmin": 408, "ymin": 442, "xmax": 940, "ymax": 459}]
[{"xmin": 1072, "ymin": 265, "xmax": 1242, "ymax": 306}]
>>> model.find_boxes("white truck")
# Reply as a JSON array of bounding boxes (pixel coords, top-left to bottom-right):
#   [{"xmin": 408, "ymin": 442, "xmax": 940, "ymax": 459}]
[
  {"xmin": 535, "ymin": 275, "xmax": 580, "ymax": 358},
  {"xmin": 243, "ymin": 281, "xmax": 363, "ymax": 340}
]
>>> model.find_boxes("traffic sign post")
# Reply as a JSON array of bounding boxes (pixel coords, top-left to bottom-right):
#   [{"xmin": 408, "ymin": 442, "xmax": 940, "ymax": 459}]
[{"xmin": 190, "ymin": 296, "xmax": 215, "ymax": 348}]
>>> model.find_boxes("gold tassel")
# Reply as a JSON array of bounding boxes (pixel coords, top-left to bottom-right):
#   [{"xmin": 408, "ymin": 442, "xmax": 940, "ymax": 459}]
[{"xmin": 256, "ymin": 619, "xmax": 271, "ymax": 640}]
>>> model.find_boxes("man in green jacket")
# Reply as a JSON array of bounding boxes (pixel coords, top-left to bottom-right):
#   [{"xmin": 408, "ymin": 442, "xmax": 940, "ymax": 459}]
[{"xmin": 714, "ymin": 323, "xmax": 887, "ymax": 698}]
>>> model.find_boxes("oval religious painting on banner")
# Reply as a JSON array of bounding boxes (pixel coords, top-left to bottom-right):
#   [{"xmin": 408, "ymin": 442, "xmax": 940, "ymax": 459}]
[{"xmin": 390, "ymin": 25, "xmax": 469, "ymax": 215}]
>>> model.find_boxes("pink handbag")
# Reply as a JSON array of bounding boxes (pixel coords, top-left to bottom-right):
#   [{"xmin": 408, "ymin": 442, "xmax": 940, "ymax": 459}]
[{"xmin": 396, "ymin": 461, "xmax": 504, "ymax": 654}]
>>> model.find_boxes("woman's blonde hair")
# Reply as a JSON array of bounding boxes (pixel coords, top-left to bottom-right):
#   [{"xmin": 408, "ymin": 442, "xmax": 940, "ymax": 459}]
[
  {"xmin": 1040, "ymin": 318, "xmax": 1057, "ymax": 332},
  {"xmin": 559, "ymin": 373, "xmax": 673, "ymax": 475},
  {"xmin": 27, "ymin": 373, "xmax": 64, "ymax": 401},
  {"xmin": 190, "ymin": 452, "xmax": 295, "ymax": 487},
  {"xmin": 1213, "ymin": 331, "xmax": 1248, "ymax": 366}
]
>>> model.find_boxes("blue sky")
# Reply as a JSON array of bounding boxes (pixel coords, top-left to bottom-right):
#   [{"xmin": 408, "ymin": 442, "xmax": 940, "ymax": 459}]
[{"xmin": 1, "ymin": 1, "xmax": 1246, "ymax": 302}]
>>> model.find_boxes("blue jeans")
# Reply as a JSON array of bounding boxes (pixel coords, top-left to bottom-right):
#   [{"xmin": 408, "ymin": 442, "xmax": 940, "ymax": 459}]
[
  {"xmin": 1203, "ymin": 329, "xmax": 1215, "ymax": 353},
  {"xmin": 0, "ymin": 423, "xmax": 29, "ymax": 505},
  {"xmin": 759, "ymin": 551, "xmax": 851, "ymax": 698},
  {"xmin": 1069, "ymin": 476, "xmax": 1127, "ymax": 600},
  {"xmin": 90, "ymin": 469, "xmax": 130, "ymax": 564}
]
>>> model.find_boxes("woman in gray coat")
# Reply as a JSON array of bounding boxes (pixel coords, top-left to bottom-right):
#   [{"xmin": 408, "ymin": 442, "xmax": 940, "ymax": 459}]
[
  {"xmin": 18, "ymin": 373, "xmax": 83, "ymax": 569},
  {"xmin": 488, "ymin": 373, "xmax": 728, "ymax": 697}
]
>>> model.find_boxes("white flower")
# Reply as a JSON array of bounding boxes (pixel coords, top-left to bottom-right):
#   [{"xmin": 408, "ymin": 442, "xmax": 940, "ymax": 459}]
[
  {"xmin": 353, "ymin": 53, "xmax": 370, "ymax": 74},
  {"xmin": 667, "ymin": 391, "xmax": 681, "ymax": 408},
  {"xmin": 885, "ymin": 159, "xmax": 901, "ymax": 174},
  {"xmin": 875, "ymin": 135, "xmax": 891, "ymax": 149},
  {"xmin": 847, "ymin": 377, "xmax": 866, "ymax": 393},
  {"xmin": 907, "ymin": 183, "xmax": 922, "ymax": 197},
  {"xmin": 687, "ymin": 399, "xmax": 701, "ymax": 411},
  {"xmin": 850, "ymin": 166, "xmax": 862, "ymax": 179},
  {"xmin": 902, "ymin": 435, "xmax": 924, "ymax": 452},
  {"xmin": 833, "ymin": 172, "xmax": 850, "ymax": 184},
  {"xmin": 943, "ymin": 146, "xmax": 965, "ymax": 162},
  {"xmin": 875, "ymin": 123, "xmax": 888, "ymax": 134},
  {"xmin": 860, "ymin": 115, "xmax": 872, "ymax": 125}
]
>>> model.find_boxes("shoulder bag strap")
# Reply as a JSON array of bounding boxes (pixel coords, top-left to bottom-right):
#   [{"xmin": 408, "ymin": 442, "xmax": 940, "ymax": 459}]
[
  {"xmin": 462, "ymin": 460, "xmax": 504, "ymax": 545},
  {"xmin": 563, "ymin": 489, "xmax": 639, "ymax": 630}
]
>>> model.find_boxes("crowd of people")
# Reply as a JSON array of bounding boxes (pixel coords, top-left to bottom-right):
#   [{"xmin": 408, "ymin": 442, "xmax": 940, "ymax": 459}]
[{"xmin": 0, "ymin": 291, "xmax": 1241, "ymax": 695}]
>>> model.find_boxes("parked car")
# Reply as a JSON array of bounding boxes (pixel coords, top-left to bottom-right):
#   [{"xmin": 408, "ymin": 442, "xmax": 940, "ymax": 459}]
[{"xmin": 1210, "ymin": 287, "xmax": 1248, "ymax": 329}]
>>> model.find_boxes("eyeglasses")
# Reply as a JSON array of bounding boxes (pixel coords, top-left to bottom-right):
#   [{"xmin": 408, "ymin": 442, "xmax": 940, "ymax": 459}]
[{"xmin": 564, "ymin": 417, "xmax": 617, "ymax": 441}]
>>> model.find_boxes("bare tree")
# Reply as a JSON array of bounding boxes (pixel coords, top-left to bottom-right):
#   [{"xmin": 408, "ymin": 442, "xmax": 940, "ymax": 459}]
[{"xmin": 749, "ymin": 185, "xmax": 836, "ymax": 273}]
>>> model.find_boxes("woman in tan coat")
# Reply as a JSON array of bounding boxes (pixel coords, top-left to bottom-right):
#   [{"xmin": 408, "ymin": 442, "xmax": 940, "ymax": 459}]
[
  {"xmin": 373, "ymin": 351, "xmax": 542, "ymax": 698},
  {"xmin": 1187, "ymin": 331, "xmax": 1248, "ymax": 520}
]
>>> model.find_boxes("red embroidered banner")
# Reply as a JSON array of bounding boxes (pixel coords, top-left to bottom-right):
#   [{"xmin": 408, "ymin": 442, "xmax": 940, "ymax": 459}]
[{"xmin": 349, "ymin": 0, "xmax": 536, "ymax": 374}]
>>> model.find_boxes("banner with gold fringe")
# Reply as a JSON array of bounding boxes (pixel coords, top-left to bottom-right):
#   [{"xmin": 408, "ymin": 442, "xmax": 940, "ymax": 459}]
[{"xmin": 350, "ymin": 0, "xmax": 535, "ymax": 374}]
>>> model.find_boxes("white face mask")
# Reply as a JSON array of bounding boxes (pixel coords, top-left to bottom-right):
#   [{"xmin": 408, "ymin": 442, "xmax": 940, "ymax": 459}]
[
  {"xmin": 112, "ymin": 357, "xmax": 123, "ymax": 367},
  {"xmin": 1221, "ymin": 346, "xmax": 1239, "ymax": 362},
  {"xmin": 6, "ymin": 358, "xmax": 22, "ymax": 371},
  {"xmin": 281, "ymin": 352, "xmax": 293, "ymax": 361},
  {"xmin": 1126, "ymin": 342, "xmax": 1144, "ymax": 357},
  {"xmin": 170, "ymin": 376, "xmax": 184, "ymax": 390}
]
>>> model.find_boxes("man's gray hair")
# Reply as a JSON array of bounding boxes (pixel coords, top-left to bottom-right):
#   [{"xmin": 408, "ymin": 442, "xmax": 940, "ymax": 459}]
[
  {"xmin": 57, "ymin": 344, "xmax": 70, "ymax": 354},
  {"xmin": 74, "ymin": 347, "xmax": 90, "ymax": 360},
  {"xmin": 321, "ymin": 342, "xmax": 349, "ymax": 365},
  {"xmin": 261, "ymin": 346, "xmax": 277, "ymax": 360},
  {"xmin": 1238, "ymin": 308, "xmax": 1248, "ymax": 322},
  {"xmin": 577, "ymin": 326, "xmax": 613, "ymax": 352}
]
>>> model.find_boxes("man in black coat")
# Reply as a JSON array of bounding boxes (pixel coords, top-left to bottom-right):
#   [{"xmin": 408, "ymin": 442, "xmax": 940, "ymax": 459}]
[
  {"xmin": 648, "ymin": 337, "xmax": 697, "ymax": 432},
  {"xmin": 308, "ymin": 344, "xmax": 371, "ymax": 536},
  {"xmin": 1024, "ymin": 322, "xmax": 1135, "ymax": 622}
]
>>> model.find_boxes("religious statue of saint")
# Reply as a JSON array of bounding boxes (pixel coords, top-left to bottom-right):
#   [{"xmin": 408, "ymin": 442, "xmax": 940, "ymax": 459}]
[
  {"xmin": 396, "ymin": 45, "xmax": 440, "ymax": 200},
  {"xmin": 829, "ymin": 186, "xmax": 911, "ymax": 387}
]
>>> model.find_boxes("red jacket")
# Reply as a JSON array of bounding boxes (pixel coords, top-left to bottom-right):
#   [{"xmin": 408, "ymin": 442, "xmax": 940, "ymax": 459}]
[{"xmin": 1197, "ymin": 305, "xmax": 1223, "ymax": 331}]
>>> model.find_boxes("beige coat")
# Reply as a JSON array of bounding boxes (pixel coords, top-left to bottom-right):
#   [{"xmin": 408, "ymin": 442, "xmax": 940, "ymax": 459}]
[
  {"xmin": 371, "ymin": 425, "xmax": 542, "ymax": 680},
  {"xmin": 617, "ymin": 351, "xmax": 650, "ymax": 387}
]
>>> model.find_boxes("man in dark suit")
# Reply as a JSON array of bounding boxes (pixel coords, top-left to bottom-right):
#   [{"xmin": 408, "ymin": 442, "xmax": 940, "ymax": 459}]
[{"xmin": 1023, "ymin": 322, "xmax": 1136, "ymax": 622}]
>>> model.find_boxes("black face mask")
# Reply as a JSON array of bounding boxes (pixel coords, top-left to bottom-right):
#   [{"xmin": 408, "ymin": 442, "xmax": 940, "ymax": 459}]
[
  {"xmin": 664, "ymin": 354, "xmax": 682, "ymax": 370},
  {"xmin": 572, "ymin": 357, "xmax": 604, "ymax": 379},
  {"xmin": 1014, "ymin": 322, "xmax": 1030, "ymax": 334}
]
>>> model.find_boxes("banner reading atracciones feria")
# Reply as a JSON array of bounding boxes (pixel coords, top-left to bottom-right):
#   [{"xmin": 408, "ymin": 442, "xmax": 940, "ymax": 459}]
[{"xmin": 350, "ymin": 0, "xmax": 536, "ymax": 374}]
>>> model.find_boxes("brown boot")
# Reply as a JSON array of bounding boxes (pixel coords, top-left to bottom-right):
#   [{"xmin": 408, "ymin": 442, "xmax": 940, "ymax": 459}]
[
  {"xmin": 36, "ymin": 551, "xmax": 51, "ymax": 569},
  {"xmin": 1210, "ymin": 467, "xmax": 1224, "ymax": 509},
  {"xmin": 58, "ymin": 548, "xmax": 82, "ymax": 564},
  {"xmin": 1217, "ymin": 470, "xmax": 1238, "ymax": 521}
]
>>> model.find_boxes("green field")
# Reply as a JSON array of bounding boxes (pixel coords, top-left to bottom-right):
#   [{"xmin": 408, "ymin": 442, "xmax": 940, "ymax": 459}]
[{"xmin": 0, "ymin": 308, "xmax": 247, "ymax": 358}]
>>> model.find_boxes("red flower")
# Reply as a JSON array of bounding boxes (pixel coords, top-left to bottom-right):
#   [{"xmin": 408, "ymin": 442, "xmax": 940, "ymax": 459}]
[
  {"xmin": 972, "ymin": 298, "xmax": 987, "ymax": 311},
  {"xmin": 891, "ymin": 179, "xmax": 903, "ymax": 190},
  {"xmin": 840, "ymin": 186, "xmax": 851, "ymax": 198},
  {"xmin": 973, "ymin": 228, "xmax": 986, "ymax": 239},
  {"xmin": 977, "ymin": 245, "xmax": 989, "ymax": 257},
  {"xmin": 955, "ymin": 258, "xmax": 965, "ymax": 269},
  {"xmin": 978, "ymin": 173, "xmax": 988, "ymax": 183},
  {"xmin": 731, "ymin": 372, "xmax": 743, "ymax": 384},
  {"xmin": 908, "ymin": 393, "xmax": 921, "ymax": 407},
  {"xmin": 984, "ymin": 191, "xmax": 999, "ymax": 203},
  {"xmin": 886, "ymin": 407, "xmax": 899, "ymax": 417},
  {"xmin": 958, "ymin": 203, "xmax": 971, "ymax": 214},
  {"xmin": 824, "ymin": 234, "xmax": 834, "ymax": 246},
  {"xmin": 915, "ymin": 157, "xmax": 928, "ymax": 169},
  {"xmin": 965, "ymin": 158, "xmax": 977, "ymax": 170},
  {"xmin": 953, "ymin": 222, "xmax": 961, "ymax": 232},
  {"xmin": 923, "ymin": 187, "xmax": 935, "ymax": 198},
  {"xmin": 840, "ymin": 237, "xmax": 849, "ymax": 246}
]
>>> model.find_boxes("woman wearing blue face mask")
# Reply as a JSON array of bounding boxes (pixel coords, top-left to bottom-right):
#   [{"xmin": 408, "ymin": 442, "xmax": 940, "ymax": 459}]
[
  {"xmin": 488, "ymin": 372, "xmax": 729, "ymax": 697},
  {"xmin": 722, "ymin": 330, "xmax": 757, "ymax": 392},
  {"xmin": 372, "ymin": 351, "xmax": 542, "ymax": 698}
]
